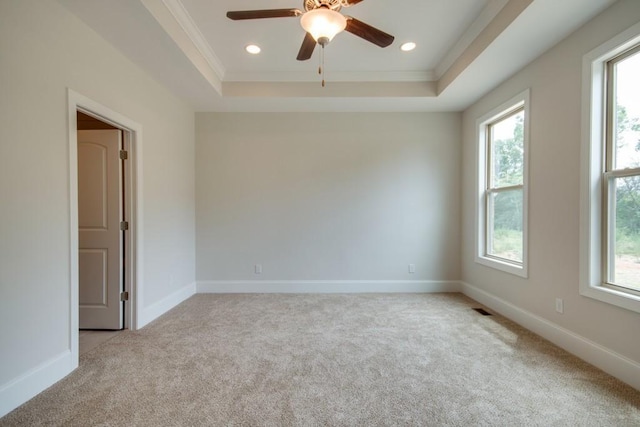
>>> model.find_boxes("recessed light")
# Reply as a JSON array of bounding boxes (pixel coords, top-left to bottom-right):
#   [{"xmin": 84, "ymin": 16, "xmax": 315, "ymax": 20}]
[
  {"xmin": 400, "ymin": 42, "xmax": 416, "ymax": 52},
  {"xmin": 245, "ymin": 44, "xmax": 261, "ymax": 54}
]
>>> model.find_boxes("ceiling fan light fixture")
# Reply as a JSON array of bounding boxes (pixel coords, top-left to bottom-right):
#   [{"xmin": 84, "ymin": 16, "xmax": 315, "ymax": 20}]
[{"xmin": 300, "ymin": 8, "xmax": 347, "ymax": 46}]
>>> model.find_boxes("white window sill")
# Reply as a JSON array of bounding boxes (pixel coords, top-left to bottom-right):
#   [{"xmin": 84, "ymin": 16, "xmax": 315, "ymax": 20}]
[
  {"xmin": 579, "ymin": 283, "xmax": 640, "ymax": 314},
  {"xmin": 476, "ymin": 255, "xmax": 528, "ymax": 279}
]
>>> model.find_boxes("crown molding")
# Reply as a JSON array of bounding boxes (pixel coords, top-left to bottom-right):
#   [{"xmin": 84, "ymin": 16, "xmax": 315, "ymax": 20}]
[
  {"xmin": 436, "ymin": 0, "xmax": 533, "ymax": 95},
  {"xmin": 140, "ymin": 0, "xmax": 224, "ymax": 93},
  {"xmin": 161, "ymin": 0, "xmax": 225, "ymax": 77},
  {"xmin": 224, "ymin": 70, "xmax": 437, "ymax": 83},
  {"xmin": 435, "ymin": 0, "xmax": 510, "ymax": 79},
  {"xmin": 222, "ymin": 81, "xmax": 437, "ymax": 98}
]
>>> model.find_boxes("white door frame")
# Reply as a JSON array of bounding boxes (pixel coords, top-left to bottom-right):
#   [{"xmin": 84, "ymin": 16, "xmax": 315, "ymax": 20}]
[{"xmin": 67, "ymin": 89, "xmax": 144, "ymax": 364}]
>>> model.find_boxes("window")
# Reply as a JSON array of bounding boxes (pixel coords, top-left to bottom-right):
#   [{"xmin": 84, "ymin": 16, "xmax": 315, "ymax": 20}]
[
  {"xmin": 476, "ymin": 90, "xmax": 529, "ymax": 277},
  {"xmin": 581, "ymin": 22, "xmax": 640, "ymax": 313},
  {"xmin": 604, "ymin": 46, "xmax": 640, "ymax": 293}
]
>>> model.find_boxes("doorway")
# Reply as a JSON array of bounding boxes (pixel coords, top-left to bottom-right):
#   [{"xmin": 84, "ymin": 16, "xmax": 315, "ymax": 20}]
[{"xmin": 68, "ymin": 89, "xmax": 142, "ymax": 365}]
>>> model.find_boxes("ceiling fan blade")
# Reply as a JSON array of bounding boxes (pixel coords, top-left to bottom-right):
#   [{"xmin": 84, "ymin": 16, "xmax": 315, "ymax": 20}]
[
  {"xmin": 226, "ymin": 9, "xmax": 302, "ymax": 20},
  {"xmin": 344, "ymin": 0, "xmax": 365, "ymax": 5},
  {"xmin": 297, "ymin": 33, "xmax": 316, "ymax": 61},
  {"xmin": 345, "ymin": 17, "xmax": 394, "ymax": 48}
]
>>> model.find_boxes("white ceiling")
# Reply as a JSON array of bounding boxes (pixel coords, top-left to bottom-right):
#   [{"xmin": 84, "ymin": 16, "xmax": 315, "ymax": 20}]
[{"xmin": 57, "ymin": 0, "xmax": 616, "ymax": 112}]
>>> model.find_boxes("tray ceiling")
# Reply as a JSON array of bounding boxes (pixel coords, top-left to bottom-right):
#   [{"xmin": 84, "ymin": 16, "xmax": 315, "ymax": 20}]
[{"xmin": 57, "ymin": 0, "xmax": 615, "ymax": 112}]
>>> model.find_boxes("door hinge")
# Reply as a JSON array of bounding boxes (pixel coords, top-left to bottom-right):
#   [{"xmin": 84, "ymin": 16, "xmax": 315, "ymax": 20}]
[
  {"xmin": 120, "ymin": 291, "xmax": 129, "ymax": 302},
  {"xmin": 119, "ymin": 150, "xmax": 128, "ymax": 160},
  {"xmin": 120, "ymin": 221, "xmax": 129, "ymax": 231}
]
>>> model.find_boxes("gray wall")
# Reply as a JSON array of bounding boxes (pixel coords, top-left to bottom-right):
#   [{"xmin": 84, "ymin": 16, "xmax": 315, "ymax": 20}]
[
  {"xmin": 461, "ymin": 0, "xmax": 640, "ymax": 363},
  {"xmin": 0, "ymin": 0, "xmax": 196, "ymax": 407},
  {"xmin": 196, "ymin": 113, "xmax": 461, "ymax": 283}
]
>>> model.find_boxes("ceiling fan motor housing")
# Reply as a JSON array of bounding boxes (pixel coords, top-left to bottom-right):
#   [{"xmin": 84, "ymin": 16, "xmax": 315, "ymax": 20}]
[{"xmin": 304, "ymin": 0, "xmax": 343, "ymax": 12}]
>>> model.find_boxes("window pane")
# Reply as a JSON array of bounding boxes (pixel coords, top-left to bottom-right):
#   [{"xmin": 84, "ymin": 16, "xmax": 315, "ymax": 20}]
[
  {"xmin": 613, "ymin": 50, "xmax": 640, "ymax": 170},
  {"xmin": 487, "ymin": 188, "xmax": 523, "ymax": 263},
  {"xmin": 490, "ymin": 110, "xmax": 524, "ymax": 188},
  {"xmin": 612, "ymin": 175, "xmax": 640, "ymax": 291}
]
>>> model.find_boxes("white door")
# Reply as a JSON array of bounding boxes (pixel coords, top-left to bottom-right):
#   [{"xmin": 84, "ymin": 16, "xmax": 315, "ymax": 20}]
[{"xmin": 78, "ymin": 129, "xmax": 123, "ymax": 329}]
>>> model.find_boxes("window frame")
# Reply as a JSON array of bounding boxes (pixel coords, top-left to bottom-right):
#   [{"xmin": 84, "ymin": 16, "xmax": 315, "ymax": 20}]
[
  {"xmin": 475, "ymin": 89, "xmax": 530, "ymax": 278},
  {"xmin": 580, "ymin": 22, "xmax": 640, "ymax": 313},
  {"xmin": 603, "ymin": 45, "xmax": 640, "ymax": 295}
]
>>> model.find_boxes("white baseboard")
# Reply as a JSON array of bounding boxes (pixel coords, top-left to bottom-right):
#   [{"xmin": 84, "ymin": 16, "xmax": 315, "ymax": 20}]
[
  {"xmin": 0, "ymin": 350, "xmax": 75, "ymax": 418},
  {"xmin": 197, "ymin": 280, "xmax": 461, "ymax": 294},
  {"xmin": 460, "ymin": 281, "xmax": 640, "ymax": 391},
  {"xmin": 137, "ymin": 281, "xmax": 196, "ymax": 328}
]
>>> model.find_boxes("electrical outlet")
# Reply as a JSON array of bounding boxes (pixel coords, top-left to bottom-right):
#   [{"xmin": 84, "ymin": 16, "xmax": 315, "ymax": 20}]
[
  {"xmin": 255, "ymin": 264, "xmax": 262, "ymax": 274},
  {"xmin": 408, "ymin": 264, "xmax": 416, "ymax": 274},
  {"xmin": 555, "ymin": 298, "xmax": 564, "ymax": 314}
]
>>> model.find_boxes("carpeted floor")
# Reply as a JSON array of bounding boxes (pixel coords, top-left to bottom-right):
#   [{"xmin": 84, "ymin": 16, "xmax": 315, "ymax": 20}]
[{"xmin": 2, "ymin": 293, "xmax": 639, "ymax": 426}]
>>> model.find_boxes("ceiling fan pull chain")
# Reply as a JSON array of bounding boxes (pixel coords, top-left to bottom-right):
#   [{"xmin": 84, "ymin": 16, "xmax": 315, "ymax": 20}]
[{"xmin": 321, "ymin": 45, "xmax": 326, "ymax": 87}]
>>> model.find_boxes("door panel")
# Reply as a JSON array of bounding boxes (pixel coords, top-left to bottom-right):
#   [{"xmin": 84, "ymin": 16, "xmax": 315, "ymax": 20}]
[
  {"xmin": 78, "ymin": 143, "xmax": 108, "ymax": 229},
  {"xmin": 79, "ymin": 249, "xmax": 108, "ymax": 306},
  {"xmin": 78, "ymin": 129, "xmax": 123, "ymax": 330}
]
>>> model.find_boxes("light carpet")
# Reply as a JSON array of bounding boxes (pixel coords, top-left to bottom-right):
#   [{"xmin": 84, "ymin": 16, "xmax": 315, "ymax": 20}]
[{"xmin": 2, "ymin": 293, "xmax": 639, "ymax": 426}]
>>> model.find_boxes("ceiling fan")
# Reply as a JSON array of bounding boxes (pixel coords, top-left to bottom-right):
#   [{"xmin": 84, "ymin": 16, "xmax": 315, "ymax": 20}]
[{"xmin": 226, "ymin": 0, "xmax": 395, "ymax": 62}]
